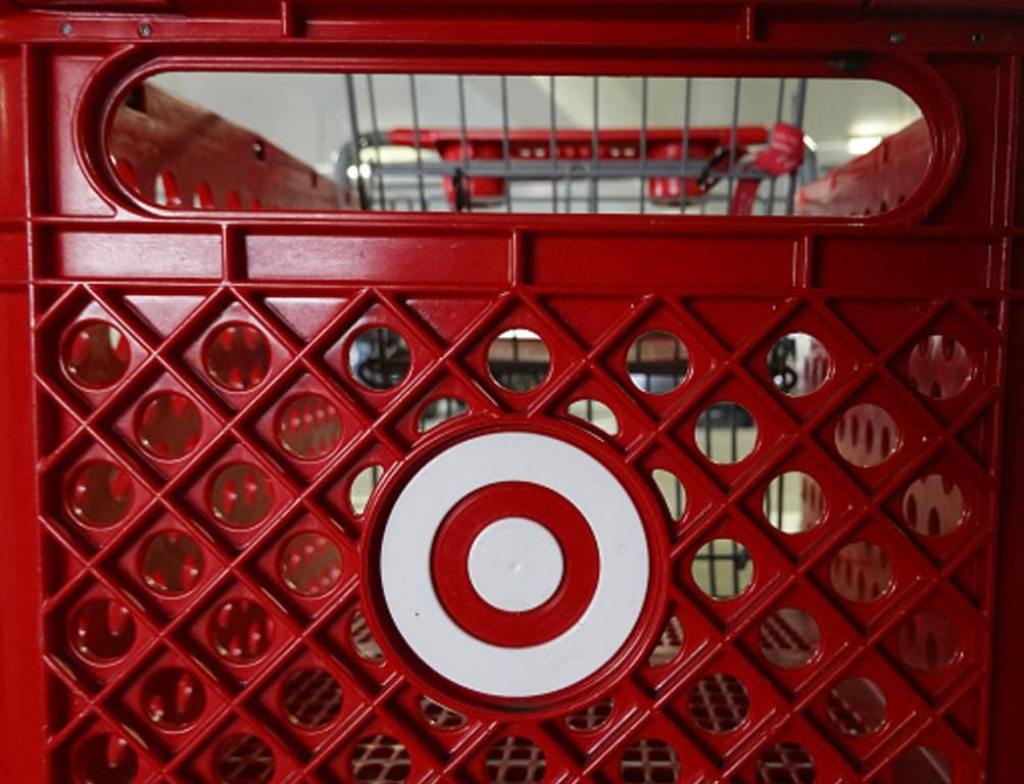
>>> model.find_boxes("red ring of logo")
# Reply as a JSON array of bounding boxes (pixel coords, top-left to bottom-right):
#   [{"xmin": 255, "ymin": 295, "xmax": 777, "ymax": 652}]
[{"xmin": 430, "ymin": 481, "xmax": 600, "ymax": 648}]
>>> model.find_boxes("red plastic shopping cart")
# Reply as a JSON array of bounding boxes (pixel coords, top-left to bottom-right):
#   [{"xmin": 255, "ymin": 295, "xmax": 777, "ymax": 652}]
[{"xmin": 0, "ymin": 2, "xmax": 1022, "ymax": 783}]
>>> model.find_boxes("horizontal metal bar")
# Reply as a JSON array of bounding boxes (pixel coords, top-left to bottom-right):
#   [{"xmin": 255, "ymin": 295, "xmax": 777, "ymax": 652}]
[{"xmin": 366, "ymin": 160, "xmax": 770, "ymax": 180}]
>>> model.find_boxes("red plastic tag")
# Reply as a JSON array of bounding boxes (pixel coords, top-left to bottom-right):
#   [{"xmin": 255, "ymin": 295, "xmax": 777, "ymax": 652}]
[{"xmin": 731, "ymin": 122, "xmax": 805, "ymax": 215}]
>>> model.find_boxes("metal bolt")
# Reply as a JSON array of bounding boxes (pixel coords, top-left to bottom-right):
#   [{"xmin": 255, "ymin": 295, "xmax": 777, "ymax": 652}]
[
  {"xmin": 59, "ymin": 22, "xmax": 73, "ymax": 36},
  {"xmin": 138, "ymin": 22, "xmax": 153, "ymax": 38},
  {"xmin": 889, "ymin": 31, "xmax": 906, "ymax": 45},
  {"xmin": 972, "ymin": 32, "xmax": 986, "ymax": 45}
]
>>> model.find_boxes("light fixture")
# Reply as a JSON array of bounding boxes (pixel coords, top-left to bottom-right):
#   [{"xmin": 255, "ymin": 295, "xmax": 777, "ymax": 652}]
[{"xmin": 847, "ymin": 135, "xmax": 882, "ymax": 156}]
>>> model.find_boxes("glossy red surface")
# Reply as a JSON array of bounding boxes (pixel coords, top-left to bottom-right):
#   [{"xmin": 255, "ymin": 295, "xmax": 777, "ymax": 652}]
[{"xmin": 0, "ymin": 2, "xmax": 1020, "ymax": 783}]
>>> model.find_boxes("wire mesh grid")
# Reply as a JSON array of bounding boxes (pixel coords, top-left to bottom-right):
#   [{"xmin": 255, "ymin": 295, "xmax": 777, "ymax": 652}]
[
  {"xmin": 335, "ymin": 74, "xmax": 815, "ymax": 215},
  {"xmin": 282, "ymin": 668, "xmax": 343, "ymax": 729},
  {"xmin": 689, "ymin": 673, "xmax": 752, "ymax": 733},
  {"xmin": 350, "ymin": 735, "xmax": 412, "ymax": 784},
  {"xmin": 620, "ymin": 739, "xmax": 682, "ymax": 784},
  {"xmin": 484, "ymin": 736, "xmax": 547, "ymax": 783}
]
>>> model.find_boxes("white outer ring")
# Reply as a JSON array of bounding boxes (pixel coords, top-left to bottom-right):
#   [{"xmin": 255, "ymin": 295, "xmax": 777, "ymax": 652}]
[{"xmin": 379, "ymin": 431, "xmax": 650, "ymax": 698}]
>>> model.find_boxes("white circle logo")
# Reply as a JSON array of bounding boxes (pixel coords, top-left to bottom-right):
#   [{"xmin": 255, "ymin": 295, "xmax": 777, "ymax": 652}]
[{"xmin": 378, "ymin": 431, "xmax": 651, "ymax": 698}]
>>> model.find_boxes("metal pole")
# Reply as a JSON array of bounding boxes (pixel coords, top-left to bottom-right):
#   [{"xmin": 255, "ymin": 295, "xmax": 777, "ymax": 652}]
[
  {"xmin": 344, "ymin": 74, "xmax": 367, "ymax": 210},
  {"xmin": 408, "ymin": 74, "xmax": 427, "ymax": 211},
  {"xmin": 785, "ymin": 78, "xmax": 808, "ymax": 215},
  {"xmin": 365, "ymin": 74, "xmax": 385, "ymax": 210}
]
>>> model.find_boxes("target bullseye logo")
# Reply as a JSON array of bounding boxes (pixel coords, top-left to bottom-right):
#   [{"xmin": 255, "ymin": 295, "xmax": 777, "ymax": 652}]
[
  {"xmin": 432, "ymin": 481, "xmax": 601, "ymax": 647},
  {"xmin": 373, "ymin": 429, "xmax": 660, "ymax": 702}
]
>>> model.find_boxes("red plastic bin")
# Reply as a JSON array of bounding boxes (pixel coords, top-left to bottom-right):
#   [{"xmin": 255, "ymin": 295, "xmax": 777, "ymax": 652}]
[{"xmin": 0, "ymin": 3, "xmax": 1022, "ymax": 784}]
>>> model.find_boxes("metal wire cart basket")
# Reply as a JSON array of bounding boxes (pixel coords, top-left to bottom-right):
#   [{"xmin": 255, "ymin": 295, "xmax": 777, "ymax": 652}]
[{"xmin": 0, "ymin": 2, "xmax": 1021, "ymax": 783}]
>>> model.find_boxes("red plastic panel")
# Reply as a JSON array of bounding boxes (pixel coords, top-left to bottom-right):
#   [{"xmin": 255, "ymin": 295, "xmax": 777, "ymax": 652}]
[
  {"xmin": 796, "ymin": 119, "xmax": 931, "ymax": 217},
  {"xmin": 0, "ymin": 5, "xmax": 1021, "ymax": 784},
  {"xmin": 110, "ymin": 84, "xmax": 345, "ymax": 211},
  {"xmin": 25, "ymin": 235, "xmax": 1003, "ymax": 784}
]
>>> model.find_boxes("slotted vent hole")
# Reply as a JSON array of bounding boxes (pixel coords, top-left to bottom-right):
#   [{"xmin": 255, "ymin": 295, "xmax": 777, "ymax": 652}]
[
  {"xmin": 689, "ymin": 673, "xmax": 751, "ymax": 734},
  {"xmin": 349, "ymin": 464, "xmax": 383, "ymax": 516},
  {"xmin": 565, "ymin": 697, "xmax": 614, "ymax": 733},
  {"xmin": 760, "ymin": 608, "xmax": 821, "ymax": 670},
  {"xmin": 73, "ymin": 734, "xmax": 139, "ymax": 784},
  {"xmin": 627, "ymin": 331, "xmax": 688, "ymax": 394},
  {"xmin": 763, "ymin": 471, "xmax": 824, "ymax": 534},
  {"xmin": 648, "ymin": 616, "xmax": 684, "ymax": 667},
  {"xmin": 418, "ymin": 397, "xmax": 469, "ymax": 432},
  {"xmin": 142, "ymin": 667, "xmax": 206, "ymax": 729},
  {"xmin": 567, "ymin": 398, "xmax": 619, "ymax": 436},
  {"xmin": 826, "ymin": 677, "xmax": 887, "ymax": 736},
  {"xmin": 620, "ymin": 738, "xmax": 681, "ymax": 784},
  {"xmin": 351, "ymin": 735, "xmax": 411, "ymax": 784},
  {"xmin": 419, "ymin": 696, "xmax": 468, "ymax": 731},
  {"xmin": 767, "ymin": 332, "xmax": 830, "ymax": 397},
  {"xmin": 692, "ymin": 539, "xmax": 754, "ymax": 600},
  {"xmin": 350, "ymin": 610, "xmax": 385, "ymax": 663},
  {"xmin": 487, "ymin": 329, "xmax": 550, "ymax": 392},
  {"xmin": 695, "ymin": 402, "xmax": 757, "ymax": 464},
  {"xmin": 214, "ymin": 734, "xmax": 275, "ymax": 784},
  {"xmin": 349, "ymin": 327, "xmax": 412, "ymax": 391},
  {"xmin": 756, "ymin": 743, "xmax": 816, "ymax": 784},
  {"xmin": 283, "ymin": 667, "xmax": 343, "ymax": 729},
  {"xmin": 485, "ymin": 737, "xmax": 546, "ymax": 784},
  {"xmin": 652, "ymin": 468, "xmax": 686, "ymax": 523}
]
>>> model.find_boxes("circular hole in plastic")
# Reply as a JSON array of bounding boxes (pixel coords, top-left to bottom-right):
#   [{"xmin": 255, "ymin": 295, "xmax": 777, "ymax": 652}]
[
  {"xmin": 485, "ymin": 737, "xmax": 545, "ymax": 783},
  {"xmin": 695, "ymin": 402, "xmax": 757, "ymax": 464},
  {"xmin": 203, "ymin": 322, "xmax": 272, "ymax": 392},
  {"xmin": 830, "ymin": 542, "xmax": 893, "ymax": 603},
  {"xmin": 280, "ymin": 532, "xmax": 344, "ymax": 597},
  {"xmin": 349, "ymin": 464, "xmax": 383, "ymax": 516},
  {"xmin": 689, "ymin": 674, "xmax": 750, "ymax": 734},
  {"xmin": 760, "ymin": 608, "xmax": 822, "ymax": 670},
  {"xmin": 620, "ymin": 738, "xmax": 680, "ymax": 784},
  {"xmin": 899, "ymin": 611, "xmax": 959, "ymax": 674},
  {"xmin": 487, "ymin": 328, "xmax": 550, "ymax": 392},
  {"xmin": 648, "ymin": 616, "xmax": 684, "ymax": 667},
  {"xmin": 73, "ymin": 734, "xmax": 138, "ymax": 784},
  {"xmin": 419, "ymin": 695, "xmax": 468, "ymax": 731},
  {"xmin": 692, "ymin": 539, "xmax": 754, "ymax": 600},
  {"xmin": 763, "ymin": 471, "xmax": 824, "ymax": 534},
  {"xmin": 348, "ymin": 327, "xmax": 411, "ymax": 391},
  {"xmin": 349, "ymin": 610, "xmax": 384, "ymax": 663},
  {"xmin": 62, "ymin": 321, "xmax": 131, "ymax": 390},
  {"xmin": 209, "ymin": 599, "xmax": 273, "ymax": 663},
  {"xmin": 567, "ymin": 398, "xmax": 620, "ymax": 436},
  {"xmin": 652, "ymin": 468, "xmax": 686, "ymax": 523},
  {"xmin": 208, "ymin": 462, "xmax": 275, "ymax": 529},
  {"xmin": 902, "ymin": 474, "xmax": 964, "ymax": 537},
  {"xmin": 136, "ymin": 392, "xmax": 202, "ymax": 460},
  {"xmin": 351, "ymin": 735, "xmax": 410, "ymax": 783},
  {"xmin": 418, "ymin": 397, "xmax": 469, "ymax": 433},
  {"xmin": 834, "ymin": 403, "xmax": 900, "ymax": 468},
  {"xmin": 627, "ymin": 330, "xmax": 688, "ymax": 394},
  {"xmin": 756, "ymin": 743, "xmax": 815, "ymax": 784},
  {"xmin": 282, "ymin": 668, "xmax": 342, "ymax": 730},
  {"xmin": 67, "ymin": 461, "xmax": 134, "ymax": 528},
  {"xmin": 70, "ymin": 599, "xmax": 135, "ymax": 663},
  {"xmin": 141, "ymin": 667, "xmax": 205, "ymax": 729},
  {"xmin": 767, "ymin": 332, "xmax": 830, "ymax": 397},
  {"xmin": 908, "ymin": 334, "xmax": 973, "ymax": 399},
  {"xmin": 214, "ymin": 734, "xmax": 275, "ymax": 784},
  {"xmin": 141, "ymin": 530, "xmax": 204, "ymax": 595},
  {"xmin": 826, "ymin": 677, "xmax": 887, "ymax": 736},
  {"xmin": 565, "ymin": 697, "xmax": 614, "ymax": 733},
  {"xmin": 892, "ymin": 747, "xmax": 952, "ymax": 784},
  {"xmin": 276, "ymin": 393, "xmax": 343, "ymax": 461}
]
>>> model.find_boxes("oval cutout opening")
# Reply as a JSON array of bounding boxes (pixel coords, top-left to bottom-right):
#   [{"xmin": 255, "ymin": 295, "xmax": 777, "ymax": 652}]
[{"xmin": 107, "ymin": 73, "xmax": 928, "ymax": 218}]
